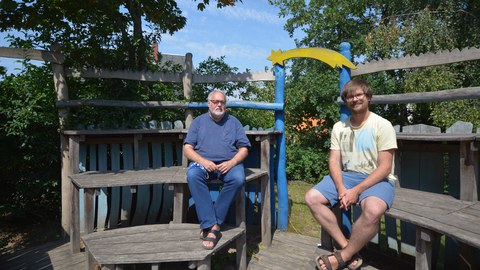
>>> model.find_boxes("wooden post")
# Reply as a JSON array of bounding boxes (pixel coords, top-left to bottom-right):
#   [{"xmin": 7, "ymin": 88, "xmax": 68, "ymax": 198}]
[
  {"xmin": 69, "ymin": 136, "xmax": 81, "ymax": 253},
  {"xmin": 52, "ymin": 44, "xmax": 72, "ymax": 237},
  {"xmin": 183, "ymin": 53, "xmax": 193, "ymax": 128},
  {"xmin": 260, "ymin": 135, "xmax": 272, "ymax": 247},
  {"xmin": 459, "ymin": 141, "xmax": 478, "ymax": 201},
  {"xmin": 415, "ymin": 227, "xmax": 438, "ymax": 270}
]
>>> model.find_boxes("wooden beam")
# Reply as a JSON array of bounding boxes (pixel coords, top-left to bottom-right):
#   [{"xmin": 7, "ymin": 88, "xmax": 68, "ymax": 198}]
[
  {"xmin": 0, "ymin": 47, "xmax": 65, "ymax": 64},
  {"xmin": 338, "ymin": 87, "xmax": 480, "ymax": 105},
  {"xmin": 353, "ymin": 47, "xmax": 480, "ymax": 76},
  {"xmin": 66, "ymin": 68, "xmax": 182, "ymax": 82},
  {"xmin": 193, "ymin": 71, "xmax": 275, "ymax": 83}
]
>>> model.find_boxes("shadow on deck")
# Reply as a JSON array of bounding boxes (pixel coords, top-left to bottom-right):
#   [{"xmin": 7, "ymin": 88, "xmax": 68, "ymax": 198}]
[{"xmin": 0, "ymin": 229, "xmax": 405, "ymax": 270}]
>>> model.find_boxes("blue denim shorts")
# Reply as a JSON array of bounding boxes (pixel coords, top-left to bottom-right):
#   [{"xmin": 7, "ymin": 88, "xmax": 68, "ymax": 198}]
[{"xmin": 313, "ymin": 171, "xmax": 395, "ymax": 209}]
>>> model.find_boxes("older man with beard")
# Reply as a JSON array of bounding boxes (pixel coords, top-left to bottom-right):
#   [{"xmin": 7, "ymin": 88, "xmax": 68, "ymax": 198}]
[{"xmin": 183, "ymin": 89, "xmax": 251, "ymax": 250}]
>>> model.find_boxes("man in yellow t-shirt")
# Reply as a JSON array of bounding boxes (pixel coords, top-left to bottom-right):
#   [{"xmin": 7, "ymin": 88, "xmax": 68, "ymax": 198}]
[{"xmin": 305, "ymin": 79, "xmax": 397, "ymax": 270}]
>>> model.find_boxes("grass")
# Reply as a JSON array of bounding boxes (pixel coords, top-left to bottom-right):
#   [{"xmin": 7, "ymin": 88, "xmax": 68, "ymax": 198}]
[{"xmin": 286, "ymin": 181, "xmax": 321, "ymax": 237}]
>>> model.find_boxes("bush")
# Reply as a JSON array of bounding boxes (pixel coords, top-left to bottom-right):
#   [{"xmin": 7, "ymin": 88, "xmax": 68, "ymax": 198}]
[{"xmin": 286, "ymin": 144, "xmax": 329, "ymax": 184}]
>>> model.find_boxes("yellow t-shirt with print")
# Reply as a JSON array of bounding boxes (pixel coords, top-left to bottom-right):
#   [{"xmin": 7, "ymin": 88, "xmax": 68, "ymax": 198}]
[{"xmin": 330, "ymin": 112, "xmax": 397, "ymax": 181}]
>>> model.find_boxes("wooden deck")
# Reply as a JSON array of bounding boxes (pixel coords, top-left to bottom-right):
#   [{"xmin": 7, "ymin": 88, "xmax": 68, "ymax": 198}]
[{"xmin": 0, "ymin": 230, "xmax": 391, "ymax": 270}]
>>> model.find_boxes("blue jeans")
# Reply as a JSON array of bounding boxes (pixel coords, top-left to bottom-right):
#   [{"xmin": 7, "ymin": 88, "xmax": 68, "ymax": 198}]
[{"xmin": 186, "ymin": 162, "xmax": 245, "ymax": 229}]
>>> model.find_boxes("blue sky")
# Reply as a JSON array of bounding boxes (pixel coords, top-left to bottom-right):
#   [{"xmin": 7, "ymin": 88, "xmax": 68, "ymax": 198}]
[
  {"xmin": 0, "ymin": 0, "xmax": 299, "ymax": 74},
  {"xmin": 160, "ymin": 0, "xmax": 298, "ymax": 72}
]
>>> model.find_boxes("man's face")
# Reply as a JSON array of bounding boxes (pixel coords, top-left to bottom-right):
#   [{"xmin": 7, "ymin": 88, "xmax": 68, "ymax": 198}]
[
  {"xmin": 208, "ymin": 92, "xmax": 226, "ymax": 118},
  {"xmin": 345, "ymin": 87, "xmax": 369, "ymax": 113}
]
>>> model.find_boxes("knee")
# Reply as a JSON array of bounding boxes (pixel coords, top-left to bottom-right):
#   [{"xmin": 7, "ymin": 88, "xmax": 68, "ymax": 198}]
[
  {"xmin": 304, "ymin": 189, "xmax": 321, "ymax": 209},
  {"xmin": 230, "ymin": 175, "xmax": 245, "ymax": 188},
  {"xmin": 362, "ymin": 202, "xmax": 386, "ymax": 224},
  {"xmin": 186, "ymin": 167, "xmax": 204, "ymax": 182}
]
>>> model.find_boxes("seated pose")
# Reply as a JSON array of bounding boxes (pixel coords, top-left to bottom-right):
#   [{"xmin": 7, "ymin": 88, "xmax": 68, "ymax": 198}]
[
  {"xmin": 305, "ymin": 79, "xmax": 397, "ymax": 270},
  {"xmin": 183, "ymin": 89, "xmax": 250, "ymax": 250}
]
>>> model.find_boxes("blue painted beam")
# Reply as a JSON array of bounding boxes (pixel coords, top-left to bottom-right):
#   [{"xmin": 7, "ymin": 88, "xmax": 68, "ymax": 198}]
[
  {"xmin": 274, "ymin": 64, "xmax": 288, "ymax": 231},
  {"xmin": 188, "ymin": 101, "xmax": 284, "ymax": 111}
]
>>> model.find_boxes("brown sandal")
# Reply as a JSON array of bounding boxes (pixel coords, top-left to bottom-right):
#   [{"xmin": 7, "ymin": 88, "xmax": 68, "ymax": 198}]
[
  {"xmin": 315, "ymin": 251, "xmax": 346, "ymax": 270},
  {"xmin": 201, "ymin": 228, "xmax": 222, "ymax": 250},
  {"xmin": 347, "ymin": 252, "xmax": 363, "ymax": 270}
]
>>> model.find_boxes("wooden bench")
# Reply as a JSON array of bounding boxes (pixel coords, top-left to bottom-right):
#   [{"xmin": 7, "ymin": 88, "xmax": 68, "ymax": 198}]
[
  {"xmin": 386, "ymin": 187, "xmax": 480, "ymax": 270},
  {"xmin": 70, "ymin": 166, "xmax": 270, "ymax": 269},
  {"xmin": 81, "ymin": 223, "xmax": 245, "ymax": 270},
  {"xmin": 321, "ymin": 187, "xmax": 480, "ymax": 270}
]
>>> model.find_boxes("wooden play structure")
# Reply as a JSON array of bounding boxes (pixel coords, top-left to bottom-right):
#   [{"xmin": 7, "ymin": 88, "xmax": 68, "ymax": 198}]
[{"xmin": 0, "ymin": 42, "xmax": 479, "ymax": 269}]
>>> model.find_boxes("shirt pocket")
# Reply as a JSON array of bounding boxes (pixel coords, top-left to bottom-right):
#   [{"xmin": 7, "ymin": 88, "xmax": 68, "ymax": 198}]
[{"xmin": 222, "ymin": 128, "xmax": 235, "ymax": 146}]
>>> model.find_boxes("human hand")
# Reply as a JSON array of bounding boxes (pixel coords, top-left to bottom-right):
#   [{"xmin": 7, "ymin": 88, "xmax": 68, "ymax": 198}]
[
  {"xmin": 200, "ymin": 159, "xmax": 218, "ymax": 172},
  {"xmin": 338, "ymin": 188, "xmax": 359, "ymax": 210},
  {"xmin": 217, "ymin": 160, "xmax": 234, "ymax": 174}
]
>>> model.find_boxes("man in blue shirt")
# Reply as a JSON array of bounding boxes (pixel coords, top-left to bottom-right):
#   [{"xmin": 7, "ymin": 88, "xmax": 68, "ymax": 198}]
[{"xmin": 184, "ymin": 89, "xmax": 251, "ymax": 250}]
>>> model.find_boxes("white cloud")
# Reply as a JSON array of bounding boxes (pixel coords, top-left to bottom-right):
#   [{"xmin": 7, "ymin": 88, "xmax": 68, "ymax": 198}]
[{"xmin": 214, "ymin": 5, "xmax": 282, "ymax": 25}]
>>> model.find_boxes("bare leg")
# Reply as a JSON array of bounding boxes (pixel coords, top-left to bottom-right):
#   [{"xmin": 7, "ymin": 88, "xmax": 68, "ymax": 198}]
[
  {"xmin": 341, "ymin": 196, "xmax": 386, "ymax": 261},
  {"xmin": 306, "ymin": 189, "xmax": 386, "ymax": 270}
]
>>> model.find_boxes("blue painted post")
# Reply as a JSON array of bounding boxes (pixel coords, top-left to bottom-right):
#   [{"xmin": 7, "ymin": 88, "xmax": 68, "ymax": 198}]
[
  {"xmin": 274, "ymin": 63, "xmax": 288, "ymax": 231},
  {"xmin": 339, "ymin": 42, "xmax": 352, "ymax": 237}
]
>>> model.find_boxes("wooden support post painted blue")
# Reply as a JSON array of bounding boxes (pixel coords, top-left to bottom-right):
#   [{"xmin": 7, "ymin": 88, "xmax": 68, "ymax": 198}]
[
  {"xmin": 339, "ymin": 42, "xmax": 352, "ymax": 121},
  {"xmin": 274, "ymin": 64, "xmax": 288, "ymax": 231},
  {"xmin": 339, "ymin": 42, "xmax": 353, "ymax": 237}
]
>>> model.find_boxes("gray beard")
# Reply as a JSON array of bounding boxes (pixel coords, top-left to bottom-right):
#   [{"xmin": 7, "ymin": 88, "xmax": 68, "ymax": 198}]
[{"xmin": 209, "ymin": 108, "xmax": 225, "ymax": 121}]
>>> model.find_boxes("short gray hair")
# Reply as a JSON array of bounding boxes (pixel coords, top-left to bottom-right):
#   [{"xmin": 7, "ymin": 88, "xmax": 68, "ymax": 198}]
[{"xmin": 206, "ymin": 90, "xmax": 227, "ymax": 102}]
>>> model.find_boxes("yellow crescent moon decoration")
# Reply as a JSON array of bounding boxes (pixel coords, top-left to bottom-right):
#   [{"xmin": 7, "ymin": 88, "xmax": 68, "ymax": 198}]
[{"xmin": 267, "ymin": 47, "xmax": 356, "ymax": 69}]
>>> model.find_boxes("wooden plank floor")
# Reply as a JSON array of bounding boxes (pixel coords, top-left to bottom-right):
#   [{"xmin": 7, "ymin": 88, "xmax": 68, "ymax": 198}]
[
  {"xmin": 0, "ymin": 231, "xmax": 387, "ymax": 270},
  {"xmin": 248, "ymin": 231, "xmax": 381, "ymax": 270},
  {"xmin": 0, "ymin": 239, "xmax": 85, "ymax": 270}
]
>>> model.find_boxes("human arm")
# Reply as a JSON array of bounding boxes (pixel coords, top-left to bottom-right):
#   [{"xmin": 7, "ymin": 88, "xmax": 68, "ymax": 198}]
[
  {"xmin": 339, "ymin": 149, "xmax": 395, "ymax": 209},
  {"xmin": 329, "ymin": 149, "xmax": 347, "ymax": 197},
  {"xmin": 217, "ymin": 146, "xmax": 248, "ymax": 174},
  {"xmin": 183, "ymin": 143, "xmax": 218, "ymax": 172}
]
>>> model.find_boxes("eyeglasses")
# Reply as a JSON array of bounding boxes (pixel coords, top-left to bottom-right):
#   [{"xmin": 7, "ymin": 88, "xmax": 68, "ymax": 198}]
[
  {"xmin": 209, "ymin": 100, "xmax": 226, "ymax": 105},
  {"xmin": 346, "ymin": 93, "xmax": 365, "ymax": 102}
]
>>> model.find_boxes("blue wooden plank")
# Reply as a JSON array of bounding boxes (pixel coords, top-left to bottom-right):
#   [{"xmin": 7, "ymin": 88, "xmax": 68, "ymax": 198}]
[
  {"xmin": 418, "ymin": 152, "xmax": 444, "ymax": 193},
  {"xmin": 385, "ymin": 215, "xmax": 399, "ymax": 253},
  {"xmin": 448, "ymin": 152, "xmax": 461, "ymax": 198},
  {"xmin": 246, "ymin": 184, "xmax": 256, "ymax": 225},
  {"xmin": 120, "ymin": 143, "xmax": 134, "ymax": 226},
  {"xmin": 97, "ymin": 144, "xmax": 108, "ymax": 230},
  {"xmin": 131, "ymin": 142, "xmax": 150, "ymax": 226},
  {"xmin": 88, "ymin": 145, "xmax": 97, "ymax": 230},
  {"xmin": 108, "ymin": 144, "xmax": 121, "ymax": 229},
  {"xmin": 147, "ymin": 142, "xmax": 163, "ymax": 224},
  {"xmin": 159, "ymin": 142, "xmax": 174, "ymax": 223},
  {"xmin": 79, "ymin": 143, "xmax": 87, "ymax": 233},
  {"xmin": 270, "ymin": 144, "xmax": 276, "ymax": 229},
  {"xmin": 176, "ymin": 142, "xmax": 183, "ymax": 166}
]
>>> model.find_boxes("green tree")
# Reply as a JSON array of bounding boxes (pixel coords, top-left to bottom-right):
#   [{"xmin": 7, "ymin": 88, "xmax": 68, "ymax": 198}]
[
  {"xmin": 0, "ymin": 0, "xmax": 242, "ymax": 70},
  {"xmin": 0, "ymin": 0, "xmax": 245, "ymax": 227},
  {"xmin": 192, "ymin": 56, "xmax": 275, "ymax": 129},
  {"xmin": 0, "ymin": 64, "xmax": 60, "ymax": 220}
]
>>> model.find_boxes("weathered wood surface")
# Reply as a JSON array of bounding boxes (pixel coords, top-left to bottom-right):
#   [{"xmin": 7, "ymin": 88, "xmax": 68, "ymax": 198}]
[
  {"xmin": 82, "ymin": 223, "xmax": 243, "ymax": 265},
  {"xmin": 70, "ymin": 167, "xmax": 267, "ymax": 188},
  {"xmin": 0, "ymin": 239, "xmax": 86, "ymax": 270},
  {"xmin": 192, "ymin": 71, "xmax": 275, "ymax": 83},
  {"xmin": 352, "ymin": 47, "xmax": 480, "ymax": 76},
  {"xmin": 64, "ymin": 68, "xmax": 275, "ymax": 83},
  {"xmin": 0, "ymin": 230, "xmax": 383, "ymax": 270},
  {"xmin": 248, "ymin": 231, "xmax": 381, "ymax": 270},
  {"xmin": 396, "ymin": 132, "xmax": 479, "ymax": 141},
  {"xmin": 337, "ymin": 86, "xmax": 480, "ymax": 105},
  {"xmin": 66, "ymin": 68, "xmax": 183, "ymax": 82},
  {"xmin": 386, "ymin": 187, "xmax": 480, "ymax": 249},
  {"xmin": 0, "ymin": 46, "xmax": 65, "ymax": 64},
  {"xmin": 61, "ymin": 128, "xmax": 279, "ymax": 136}
]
